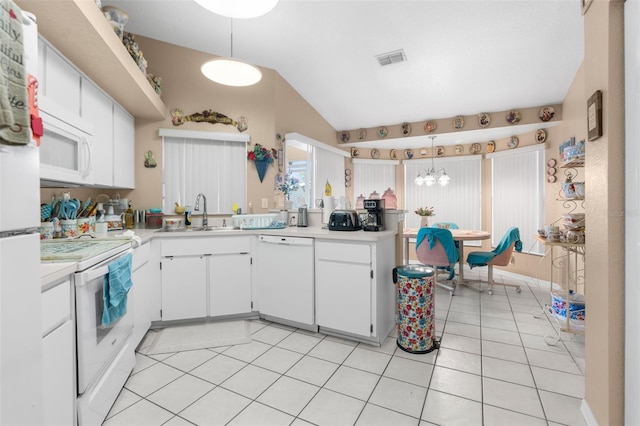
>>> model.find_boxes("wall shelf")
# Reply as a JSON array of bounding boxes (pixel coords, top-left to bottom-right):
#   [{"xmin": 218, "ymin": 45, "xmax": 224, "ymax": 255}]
[{"xmin": 17, "ymin": 0, "xmax": 167, "ymax": 120}]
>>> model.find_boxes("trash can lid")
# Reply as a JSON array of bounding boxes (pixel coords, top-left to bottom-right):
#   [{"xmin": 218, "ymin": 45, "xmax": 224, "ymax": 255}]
[{"xmin": 395, "ymin": 265, "xmax": 434, "ymax": 278}]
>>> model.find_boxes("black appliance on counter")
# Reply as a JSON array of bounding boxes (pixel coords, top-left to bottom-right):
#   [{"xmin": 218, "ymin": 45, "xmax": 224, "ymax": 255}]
[
  {"xmin": 363, "ymin": 199, "xmax": 385, "ymax": 231},
  {"xmin": 328, "ymin": 210, "xmax": 362, "ymax": 231}
]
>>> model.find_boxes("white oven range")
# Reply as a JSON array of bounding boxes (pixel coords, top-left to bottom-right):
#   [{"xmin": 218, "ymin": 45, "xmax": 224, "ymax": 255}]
[{"xmin": 42, "ymin": 238, "xmax": 135, "ymax": 425}]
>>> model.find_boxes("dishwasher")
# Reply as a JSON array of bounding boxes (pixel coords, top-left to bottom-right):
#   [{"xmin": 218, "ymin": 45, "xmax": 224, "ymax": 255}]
[{"xmin": 256, "ymin": 235, "xmax": 316, "ymax": 331}]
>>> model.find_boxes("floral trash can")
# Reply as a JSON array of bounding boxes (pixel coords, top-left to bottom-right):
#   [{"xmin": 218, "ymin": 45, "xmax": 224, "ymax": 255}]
[{"xmin": 392, "ymin": 265, "xmax": 439, "ymax": 354}]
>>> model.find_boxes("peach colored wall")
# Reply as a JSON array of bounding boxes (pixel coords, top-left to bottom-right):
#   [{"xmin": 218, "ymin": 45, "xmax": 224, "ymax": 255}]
[
  {"xmin": 126, "ymin": 36, "xmax": 336, "ymax": 215},
  {"xmin": 582, "ymin": 1, "xmax": 626, "ymax": 424}
]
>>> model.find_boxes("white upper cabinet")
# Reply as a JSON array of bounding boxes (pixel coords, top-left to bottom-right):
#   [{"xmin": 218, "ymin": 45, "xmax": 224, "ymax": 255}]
[
  {"xmin": 39, "ymin": 39, "xmax": 81, "ymax": 118},
  {"xmin": 81, "ymin": 79, "xmax": 113, "ymax": 186},
  {"xmin": 113, "ymin": 104, "xmax": 135, "ymax": 189}
]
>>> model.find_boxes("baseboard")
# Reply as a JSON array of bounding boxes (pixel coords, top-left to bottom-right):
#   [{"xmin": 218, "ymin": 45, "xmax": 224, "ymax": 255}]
[{"xmin": 580, "ymin": 398, "xmax": 599, "ymax": 426}]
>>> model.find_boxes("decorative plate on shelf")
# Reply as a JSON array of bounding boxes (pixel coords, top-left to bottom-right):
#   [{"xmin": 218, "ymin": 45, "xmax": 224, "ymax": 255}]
[
  {"xmin": 424, "ymin": 121, "xmax": 437, "ymax": 133},
  {"xmin": 454, "ymin": 145, "xmax": 463, "ymax": 155},
  {"xmin": 539, "ymin": 106, "xmax": 555, "ymax": 122},
  {"xmin": 487, "ymin": 141, "xmax": 496, "ymax": 153},
  {"xmin": 535, "ymin": 129, "xmax": 547, "ymax": 143},
  {"xmin": 508, "ymin": 136, "xmax": 519, "ymax": 148},
  {"xmin": 371, "ymin": 148, "xmax": 380, "ymax": 159},
  {"xmin": 390, "ymin": 149, "xmax": 398, "ymax": 160},
  {"xmin": 506, "ymin": 110, "xmax": 521, "ymax": 125},
  {"xmin": 377, "ymin": 127, "xmax": 388, "ymax": 138},
  {"xmin": 547, "ymin": 167, "xmax": 556, "ymax": 176},
  {"xmin": 547, "ymin": 158, "xmax": 557, "ymax": 167},
  {"xmin": 339, "ymin": 131, "xmax": 350, "ymax": 143},
  {"xmin": 436, "ymin": 146, "xmax": 445, "ymax": 157},
  {"xmin": 404, "ymin": 149, "xmax": 414, "ymax": 159},
  {"xmin": 478, "ymin": 113, "xmax": 491, "ymax": 128},
  {"xmin": 453, "ymin": 115, "xmax": 465, "ymax": 129},
  {"xmin": 547, "ymin": 175, "xmax": 557, "ymax": 183},
  {"xmin": 470, "ymin": 143, "xmax": 481, "ymax": 154},
  {"xmin": 419, "ymin": 148, "xmax": 428, "ymax": 157},
  {"xmin": 401, "ymin": 122, "xmax": 411, "ymax": 136},
  {"xmin": 345, "ymin": 168, "xmax": 351, "ymax": 176},
  {"xmin": 357, "ymin": 128, "xmax": 367, "ymax": 140},
  {"xmin": 351, "ymin": 148, "xmax": 359, "ymax": 157}
]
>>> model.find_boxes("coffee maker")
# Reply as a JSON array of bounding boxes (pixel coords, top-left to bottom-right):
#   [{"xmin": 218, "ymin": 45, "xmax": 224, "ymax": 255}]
[{"xmin": 363, "ymin": 199, "xmax": 385, "ymax": 231}]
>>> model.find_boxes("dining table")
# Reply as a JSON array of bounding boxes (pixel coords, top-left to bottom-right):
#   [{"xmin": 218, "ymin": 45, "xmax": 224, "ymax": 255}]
[{"xmin": 403, "ymin": 228, "xmax": 491, "ymax": 285}]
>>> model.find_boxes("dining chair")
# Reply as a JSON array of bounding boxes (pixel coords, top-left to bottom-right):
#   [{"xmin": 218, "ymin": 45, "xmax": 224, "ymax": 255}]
[
  {"xmin": 466, "ymin": 227, "xmax": 523, "ymax": 295},
  {"xmin": 416, "ymin": 227, "xmax": 459, "ymax": 295}
]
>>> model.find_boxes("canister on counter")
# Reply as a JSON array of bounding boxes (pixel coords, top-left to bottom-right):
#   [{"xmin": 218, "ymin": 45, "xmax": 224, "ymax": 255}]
[{"xmin": 146, "ymin": 212, "xmax": 164, "ymax": 228}]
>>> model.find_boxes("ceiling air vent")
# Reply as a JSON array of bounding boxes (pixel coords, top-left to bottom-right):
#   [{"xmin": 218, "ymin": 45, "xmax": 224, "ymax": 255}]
[{"xmin": 375, "ymin": 49, "xmax": 406, "ymax": 66}]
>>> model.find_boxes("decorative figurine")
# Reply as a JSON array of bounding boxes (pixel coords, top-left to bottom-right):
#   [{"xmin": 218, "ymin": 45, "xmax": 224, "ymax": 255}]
[{"xmin": 171, "ymin": 109, "xmax": 248, "ymax": 132}]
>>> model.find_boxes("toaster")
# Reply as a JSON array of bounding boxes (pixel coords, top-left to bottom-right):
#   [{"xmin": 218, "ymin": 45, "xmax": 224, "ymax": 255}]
[{"xmin": 328, "ymin": 210, "xmax": 362, "ymax": 231}]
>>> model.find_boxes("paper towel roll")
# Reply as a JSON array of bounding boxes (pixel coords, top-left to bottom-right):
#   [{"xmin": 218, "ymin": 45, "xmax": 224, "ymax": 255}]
[{"xmin": 322, "ymin": 196, "xmax": 335, "ymax": 223}]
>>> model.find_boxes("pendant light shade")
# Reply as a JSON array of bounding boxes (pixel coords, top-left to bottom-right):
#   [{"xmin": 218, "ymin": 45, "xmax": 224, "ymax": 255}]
[
  {"xmin": 414, "ymin": 136, "xmax": 451, "ymax": 186},
  {"xmin": 193, "ymin": 0, "xmax": 279, "ymax": 19},
  {"xmin": 201, "ymin": 59, "xmax": 262, "ymax": 87}
]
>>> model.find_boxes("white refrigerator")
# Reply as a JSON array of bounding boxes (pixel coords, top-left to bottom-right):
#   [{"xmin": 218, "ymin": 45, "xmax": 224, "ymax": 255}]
[{"xmin": 0, "ymin": 8, "xmax": 43, "ymax": 425}]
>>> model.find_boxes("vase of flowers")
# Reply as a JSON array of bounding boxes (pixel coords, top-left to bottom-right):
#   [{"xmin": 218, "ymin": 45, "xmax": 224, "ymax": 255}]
[
  {"xmin": 276, "ymin": 172, "xmax": 300, "ymax": 209},
  {"xmin": 415, "ymin": 206, "xmax": 435, "ymax": 227},
  {"xmin": 248, "ymin": 143, "xmax": 276, "ymax": 182}
]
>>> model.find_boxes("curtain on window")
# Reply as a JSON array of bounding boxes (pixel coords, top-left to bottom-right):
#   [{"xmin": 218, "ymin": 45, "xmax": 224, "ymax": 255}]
[
  {"xmin": 353, "ymin": 159, "xmax": 398, "ymax": 202},
  {"xmin": 161, "ymin": 129, "xmax": 248, "ymax": 214},
  {"xmin": 489, "ymin": 145, "xmax": 545, "ymax": 255},
  {"xmin": 404, "ymin": 156, "xmax": 482, "ymax": 236}
]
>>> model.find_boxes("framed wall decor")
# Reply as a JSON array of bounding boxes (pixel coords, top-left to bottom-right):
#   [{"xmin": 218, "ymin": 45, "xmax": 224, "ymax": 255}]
[
  {"xmin": 587, "ymin": 90, "xmax": 603, "ymax": 141},
  {"xmin": 582, "ymin": 0, "xmax": 593, "ymax": 15}
]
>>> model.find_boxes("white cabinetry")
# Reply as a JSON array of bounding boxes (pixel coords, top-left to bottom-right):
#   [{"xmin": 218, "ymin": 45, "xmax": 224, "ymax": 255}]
[
  {"xmin": 41, "ymin": 277, "xmax": 75, "ymax": 426},
  {"xmin": 159, "ymin": 236, "xmax": 253, "ymax": 322},
  {"xmin": 38, "ymin": 38, "xmax": 80, "ymax": 118},
  {"xmin": 113, "ymin": 104, "xmax": 135, "ymax": 188},
  {"xmin": 315, "ymin": 237, "xmax": 396, "ymax": 345},
  {"xmin": 256, "ymin": 235, "xmax": 315, "ymax": 330},
  {"xmin": 131, "ymin": 242, "xmax": 153, "ymax": 348}
]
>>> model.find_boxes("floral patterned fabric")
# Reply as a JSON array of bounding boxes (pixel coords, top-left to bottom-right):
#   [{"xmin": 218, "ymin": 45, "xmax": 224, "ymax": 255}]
[{"xmin": 397, "ymin": 273, "xmax": 437, "ymax": 353}]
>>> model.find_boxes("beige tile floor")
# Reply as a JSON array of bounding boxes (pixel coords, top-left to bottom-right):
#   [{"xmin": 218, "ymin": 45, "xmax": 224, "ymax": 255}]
[{"xmin": 103, "ymin": 267, "xmax": 586, "ymax": 426}]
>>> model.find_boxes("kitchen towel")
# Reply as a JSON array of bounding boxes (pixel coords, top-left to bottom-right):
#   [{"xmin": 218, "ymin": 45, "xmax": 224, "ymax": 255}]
[
  {"xmin": 0, "ymin": 0, "xmax": 30, "ymax": 145},
  {"xmin": 102, "ymin": 252, "xmax": 133, "ymax": 326}
]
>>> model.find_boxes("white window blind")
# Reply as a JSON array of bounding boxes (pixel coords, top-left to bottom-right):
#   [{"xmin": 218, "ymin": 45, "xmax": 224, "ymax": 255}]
[
  {"xmin": 314, "ymin": 146, "xmax": 345, "ymax": 202},
  {"xmin": 489, "ymin": 145, "xmax": 545, "ymax": 255},
  {"xmin": 404, "ymin": 156, "xmax": 482, "ymax": 235},
  {"xmin": 353, "ymin": 159, "xmax": 398, "ymax": 201},
  {"xmin": 160, "ymin": 129, "xmax": 248, "ymax": 214}
]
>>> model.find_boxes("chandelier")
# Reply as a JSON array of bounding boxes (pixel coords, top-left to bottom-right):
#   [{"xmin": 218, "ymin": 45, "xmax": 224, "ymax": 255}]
[
  {"xmin": 201, "ymin": 19, "xmax": 262, "ymax": 87},
  {"xmin": 414, "ymin": 136, "xmax": 451, "ymax": 186}
]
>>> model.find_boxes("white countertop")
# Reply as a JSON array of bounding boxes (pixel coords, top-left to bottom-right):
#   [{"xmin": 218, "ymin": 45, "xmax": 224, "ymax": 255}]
[{"xmin": 41, "ymin": 262, "xmax": 77, "ymax": 291}]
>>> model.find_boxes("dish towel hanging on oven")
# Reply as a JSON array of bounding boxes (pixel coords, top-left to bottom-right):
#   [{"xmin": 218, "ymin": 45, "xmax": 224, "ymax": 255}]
[{"xmin": 102, "ymin": 252, "xmax": 133, "ymax": 326}]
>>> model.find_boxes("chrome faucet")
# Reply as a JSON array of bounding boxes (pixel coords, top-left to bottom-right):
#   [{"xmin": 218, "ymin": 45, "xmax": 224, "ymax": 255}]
[{"xmin": 194, "ymin": 193, "xmax": 208, "ymax": 228}]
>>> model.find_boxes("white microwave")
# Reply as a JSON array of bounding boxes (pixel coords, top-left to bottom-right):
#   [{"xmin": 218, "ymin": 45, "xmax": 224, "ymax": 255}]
[{"xmin": 39, "ymin": 109, "xmax": 95, "ymax": 186}]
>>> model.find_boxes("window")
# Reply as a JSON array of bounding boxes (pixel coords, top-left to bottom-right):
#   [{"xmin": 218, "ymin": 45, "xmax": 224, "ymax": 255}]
[
  {"xmin": 404, "ymin": 156, "xmax": 482, "ymax": 232},
  {"xmin": 489, "ymin": 145, "xmax": 545, "ymax": 255},
  {"xmin": 353, "ymin": 159, "xmax": 398, "ymax": 202},
  {"xmin": 160, "ymin": 128, "xmax": 249, "ymax": 214},
  {"xmin": 285, "ymin": 133, "xmax": 349, "ymax": 208}
]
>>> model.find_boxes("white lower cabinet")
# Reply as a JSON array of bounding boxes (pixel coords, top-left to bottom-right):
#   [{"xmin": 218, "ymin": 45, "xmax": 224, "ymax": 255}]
[
  {"xmin": 159, "ymin": 236, "xmax": 252, "ymax": 321},
  {"xmin": 315, "ymin": 237, "xmax": 396, "ymax": 345},
  {"xmin": 41, "ymin": 278, "xmax": 75, "ymax": 426},
  {"xmin": 131, "ymin": 242, "xmax": 153, "ymax": 347},
  {"xmin": 161, "ymin": 255, "xmax": 208, "ymax": 321},
  {"xmin": 209, "ymin": 253, "xmax": 252, "ymax": 316}
]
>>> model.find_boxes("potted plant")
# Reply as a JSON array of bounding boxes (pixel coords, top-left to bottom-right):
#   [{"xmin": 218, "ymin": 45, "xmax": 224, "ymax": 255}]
[
  {"xmin": 276, "ymin": 172, "xmax": 300, "ymax": 209},
  {"xmin": 414, "ymin": 206, "xmax": 435, "ymax": 227}
]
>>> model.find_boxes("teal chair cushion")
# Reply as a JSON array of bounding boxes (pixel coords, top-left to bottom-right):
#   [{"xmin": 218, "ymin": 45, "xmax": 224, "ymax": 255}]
[{"xmin": 467, "ymin": 227, "xmax": 522, "ymax": 268}]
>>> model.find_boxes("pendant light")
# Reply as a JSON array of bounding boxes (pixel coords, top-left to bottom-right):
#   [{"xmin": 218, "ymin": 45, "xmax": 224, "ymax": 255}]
[
  {"xmin": 201, "ymin": 19, "xmax": 262, "ymax": 87},
  {"xmin": 414, "ymin": 136, "xmax": 451, "ymax": 186},
  {"xmin": 193, "ymin": 0, "xmax": 279, "ymax": 19}
]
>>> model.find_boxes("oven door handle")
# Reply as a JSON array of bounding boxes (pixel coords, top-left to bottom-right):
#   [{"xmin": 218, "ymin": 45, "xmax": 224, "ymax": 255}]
[{"xmin": 76, "ymin": 249, "xmax": 133, "ymax": 283}]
